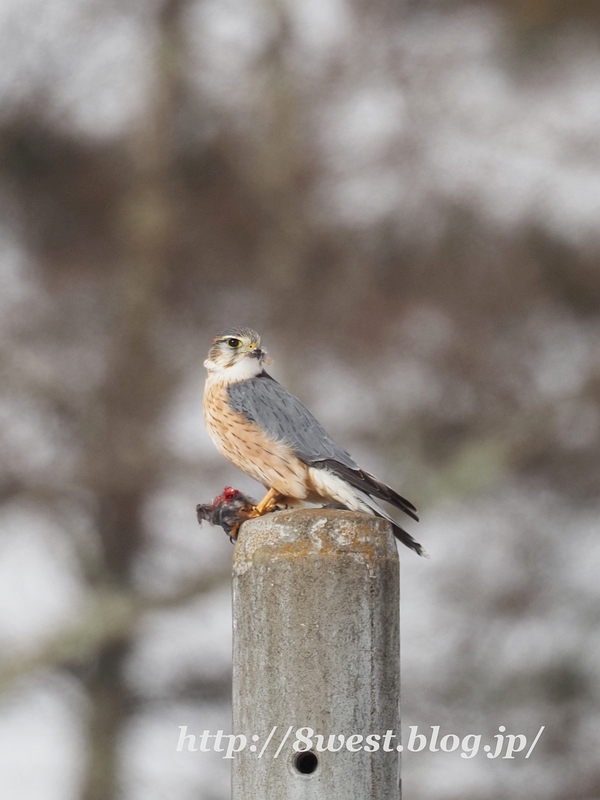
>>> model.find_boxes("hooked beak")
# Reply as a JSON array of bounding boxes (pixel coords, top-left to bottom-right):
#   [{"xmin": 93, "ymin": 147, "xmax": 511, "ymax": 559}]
[{"xmin": 248, "ymin": 347, "xmax": 264, "ymax": 359}]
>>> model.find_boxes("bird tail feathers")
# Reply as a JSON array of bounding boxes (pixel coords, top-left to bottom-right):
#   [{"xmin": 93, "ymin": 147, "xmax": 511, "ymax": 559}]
[
  {"xmin": 355, "ymin": 490, "xmax": 427, "ymax": 557},
  {"xmin": 315, "ymin": 459, "xmax": 419, "ymax": 522}
]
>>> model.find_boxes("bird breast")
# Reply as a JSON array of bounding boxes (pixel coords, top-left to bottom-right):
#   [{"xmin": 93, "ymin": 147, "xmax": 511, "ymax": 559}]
[{"xmin": 203, "ymin": 378, "xmax": 309, "ymax": 498}]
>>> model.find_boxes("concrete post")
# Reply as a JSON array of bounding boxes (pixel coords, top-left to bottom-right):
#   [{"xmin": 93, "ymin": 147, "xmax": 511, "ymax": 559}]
[{"xmin": 232, "ymin": 508, "xmax": 401, "ymax": 800}]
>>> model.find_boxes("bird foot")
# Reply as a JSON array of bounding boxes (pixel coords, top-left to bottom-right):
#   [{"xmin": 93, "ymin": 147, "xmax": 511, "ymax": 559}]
[
  {"xmin": 227, "ymin": 498, "xmax": 279, "ymax": 539},
  {"xmin": 246, "ymin": 489, "xmax": 281, "ymax": 519},
  {"xmin": 246, "ymin": 501, "xmax": 278, "ymax": 518},
  {"xmin": 196, "ymin": 487, "xmax": 282, "ymax": 543}
]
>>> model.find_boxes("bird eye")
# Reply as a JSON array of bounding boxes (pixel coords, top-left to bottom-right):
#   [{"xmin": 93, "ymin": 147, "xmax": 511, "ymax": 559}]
[{"xmin": 227, "ymin": 338, "xmax": 242, "ymax": 349}]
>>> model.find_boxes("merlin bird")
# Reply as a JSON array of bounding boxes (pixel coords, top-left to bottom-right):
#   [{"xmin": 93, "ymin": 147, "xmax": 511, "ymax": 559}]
[{"xmin": 203, "ymin": 327, "xmax": 424, "ymax": 555}]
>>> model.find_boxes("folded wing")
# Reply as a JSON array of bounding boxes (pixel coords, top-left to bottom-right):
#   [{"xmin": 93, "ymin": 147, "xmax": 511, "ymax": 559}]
[{"xmin": 228, "ymin": 372, "xmax": 419, "ymax": 529}]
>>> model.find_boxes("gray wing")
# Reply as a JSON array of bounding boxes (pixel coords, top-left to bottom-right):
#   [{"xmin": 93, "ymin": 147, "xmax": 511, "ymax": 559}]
[
  {"xmin": 228, "ymin": 373, "xmax": 419, "ymax": 524},
  {"xmin": 227, "ymin": 373, "xmax": 358, "ymax": 469}
]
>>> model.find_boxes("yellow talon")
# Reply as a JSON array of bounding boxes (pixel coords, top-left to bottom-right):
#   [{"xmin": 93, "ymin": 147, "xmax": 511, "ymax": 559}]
[{"xmin": 248, "ymin": 488, "xmax": 280, "ymax": 518}]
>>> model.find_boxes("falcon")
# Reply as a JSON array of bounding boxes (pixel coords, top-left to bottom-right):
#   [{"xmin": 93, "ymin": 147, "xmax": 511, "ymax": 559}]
[{"xmin": 203, "ymin": 327, "xmax": 424, "ymax": 555}]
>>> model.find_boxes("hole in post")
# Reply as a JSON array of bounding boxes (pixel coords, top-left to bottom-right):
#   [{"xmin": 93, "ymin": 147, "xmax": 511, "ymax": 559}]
[{"xmin": 293, "ymin": 750, "xmax": 319, "ymax": 775}]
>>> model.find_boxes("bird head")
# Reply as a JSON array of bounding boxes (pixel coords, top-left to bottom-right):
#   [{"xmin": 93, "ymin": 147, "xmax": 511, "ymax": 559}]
[{"xmin": 204, "ymin": 327, "xmax": 269, "ymax": 381}]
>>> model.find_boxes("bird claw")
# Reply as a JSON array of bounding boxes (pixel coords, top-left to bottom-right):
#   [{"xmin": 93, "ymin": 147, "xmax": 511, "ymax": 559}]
[
  {"xmin": 197, "ymin": 487, "xmax": 282, "ymax": 543},
  {"xmin": 226, "ymin": 498, "xmax": 278, "ymax": 541},
  {"xmin": 247, "ymin": 488, "xmax": 281, "ymax": 518},
  {"xmin": 227, "ymin": 522, "xmax": 242, "ymax": 543},
  {"xmin": 246, "ymin": 500, "xmax": 279, "ymax": 519}
]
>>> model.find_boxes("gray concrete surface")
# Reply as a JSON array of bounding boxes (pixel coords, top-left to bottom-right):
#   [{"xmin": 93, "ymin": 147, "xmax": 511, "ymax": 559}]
[{"xmin": 232, "ymin": 508, "xmax": 401, "ymax": 799}]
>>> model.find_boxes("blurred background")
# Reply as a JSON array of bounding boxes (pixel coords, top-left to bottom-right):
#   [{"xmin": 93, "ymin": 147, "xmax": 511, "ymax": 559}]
[{"xmin": 0, "ymin": 0, "xmax": 599, "ymax": 798}]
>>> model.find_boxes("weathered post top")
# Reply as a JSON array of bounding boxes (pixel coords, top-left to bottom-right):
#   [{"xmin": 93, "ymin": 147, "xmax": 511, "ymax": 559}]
[{"xmin": 232, "ymin": 508, "xmax": 401, "ymax": 800}]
